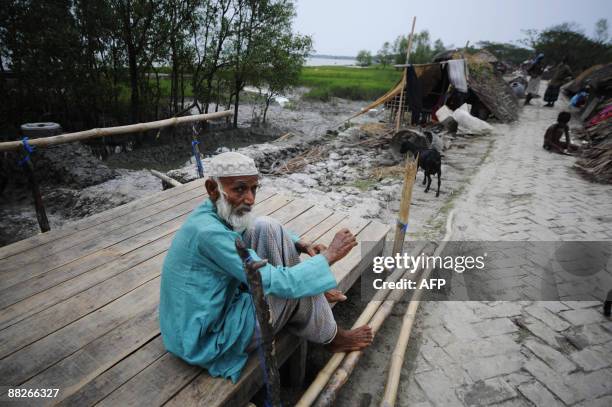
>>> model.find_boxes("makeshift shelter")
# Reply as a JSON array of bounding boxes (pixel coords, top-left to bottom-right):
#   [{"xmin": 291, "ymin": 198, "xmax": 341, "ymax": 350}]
[
  {"xmin": 569, "ymin": 64, "xmax": 612, "ymax": 184},
  {"xmin": 348, "ymin": 50, "xmax": 519, "ymax": 125}
]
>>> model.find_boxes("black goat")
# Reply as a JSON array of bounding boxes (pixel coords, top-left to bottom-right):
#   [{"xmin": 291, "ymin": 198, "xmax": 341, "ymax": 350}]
[{"xmin": 400, "ymin": 140, "xmax": 442, "ymax": 197}]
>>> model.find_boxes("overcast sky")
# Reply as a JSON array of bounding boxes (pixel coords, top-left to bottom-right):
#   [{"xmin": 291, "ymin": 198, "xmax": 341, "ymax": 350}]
[{"xmin": 293, "ymin": 0, "xmax": 611, "ymax": 56}]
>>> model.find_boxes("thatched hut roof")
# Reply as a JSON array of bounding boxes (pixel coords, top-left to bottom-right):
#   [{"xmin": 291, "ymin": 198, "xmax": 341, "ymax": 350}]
[
  {"xmin": 564, "ymin": 63, "xmax": 612, "ymax": 95},
  {"xmin": 466, "ymin": 56, "xmax": 519, "ymax": 122}
]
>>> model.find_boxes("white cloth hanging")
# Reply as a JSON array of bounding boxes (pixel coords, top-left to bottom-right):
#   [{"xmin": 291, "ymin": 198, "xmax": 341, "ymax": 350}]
[{"xmin": 446, "ymin": 59, "xmax": 468, "ymax": 92}]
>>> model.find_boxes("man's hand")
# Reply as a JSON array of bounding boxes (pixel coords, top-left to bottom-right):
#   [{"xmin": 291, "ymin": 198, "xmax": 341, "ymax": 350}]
[
  {"xmin": 322, "ymin": 228, "xmax": 357, "ymax": 266},
  {"xmin": 296, "ymin": 240, "xmax": 327, "ymax": 257}
]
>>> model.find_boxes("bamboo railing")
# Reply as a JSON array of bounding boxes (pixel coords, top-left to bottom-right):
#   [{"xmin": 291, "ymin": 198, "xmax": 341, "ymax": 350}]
[{"xmin": 0, "ymin": 110, "xmax": 233, "ymax": 152}]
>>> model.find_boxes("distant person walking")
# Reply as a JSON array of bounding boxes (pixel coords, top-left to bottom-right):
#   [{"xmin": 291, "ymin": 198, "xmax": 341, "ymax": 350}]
[
  {"xmin": 544, "ymin": 57, "xmax": 573, "ymax": 107},
  {"xmin": 525, "ymin": 53, "xmax": 544, "ymax": 106}
]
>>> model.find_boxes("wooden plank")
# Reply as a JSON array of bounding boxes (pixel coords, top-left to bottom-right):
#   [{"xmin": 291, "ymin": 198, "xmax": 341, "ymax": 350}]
[
  {"xmin": 0, "ymin": 185, "xmax": 207, "ymax": 272},
  {"xmin": 17, "ymin": 307, "xmax": 160, "ymax": 406},
  {"xmin": 0, "ymin": 198, "xmax": 195, "ymax": 292},
  {"xmin": 265, "ymin": 199, "xmax": 314, "ymax": 225},
  {"xmin": 0, "ymin": 179, "xmax": 204, "ymax": 261},
  {"xmin": 334, "ymin": 221, "xmax": 389, "ymax": 293},
  {"xmin": 300, "ymin": 212, "xmax": 348, "ymax": 244},
  {"xmin": 284, "ymin": 206, "xmax": 334, "ymax": 238},
  {"xmin": 96, "ymin": 353, "xmax": 201, "ymax": 407},
  {"xmin": 55, "ymin": 336, "xmax": 166, "ymax": 407},
  {"xmin": 0, "ymin": 252, "xmax": 165, "ymax": 360},
  {"xmin": 0, "ymin": 278, "xmax": 161, "ymax": 386},
  {"xmin": 0, "ymin": 236, "xmax": 171, "ymax": 327},
  {"xmin": 251, "ymin": 194, "xmax": 291, "ymax": 217},
  {"xmin": 164, "ymin": 332, "xmax": 302, "ymax": 407}
]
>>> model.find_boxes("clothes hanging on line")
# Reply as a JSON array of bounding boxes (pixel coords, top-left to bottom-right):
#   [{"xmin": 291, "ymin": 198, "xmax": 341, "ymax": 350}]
[{"xmin": 445, "ymin": 59, "xmax": 468, "ymax": 93}]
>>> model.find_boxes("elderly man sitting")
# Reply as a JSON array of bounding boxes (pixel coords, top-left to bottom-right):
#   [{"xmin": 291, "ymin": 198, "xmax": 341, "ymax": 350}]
[{"xmin": 159, "ymin": 152, "xmax": 373, "ymax": 383}]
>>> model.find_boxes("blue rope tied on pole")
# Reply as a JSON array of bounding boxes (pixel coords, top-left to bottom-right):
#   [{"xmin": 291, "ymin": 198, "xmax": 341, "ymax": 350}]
[
  {"xmin": 18, "ymin": 137, "xmax": 35, "ymax": 167},
  {"xmin": 397, "ymin": 219, "xmax": 408, "ymax": 233},
  {"xmin": 397, "ymin": 219, "xmax": 408, "ymax": 232},
  {"xmin": 191, "ymin": 140, "xmax": 204, "ymax": 178}
]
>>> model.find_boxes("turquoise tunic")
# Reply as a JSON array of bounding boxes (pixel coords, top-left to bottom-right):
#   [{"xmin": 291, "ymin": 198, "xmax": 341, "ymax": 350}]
[{"xmin": 159, "ymin": 199, "xmax": 337, "ymax": 383}]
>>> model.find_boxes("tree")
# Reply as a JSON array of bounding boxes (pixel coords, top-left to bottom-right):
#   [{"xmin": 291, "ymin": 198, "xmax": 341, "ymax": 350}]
[
  {"xmin": 477, "ymin": 41, "xmax": 532, "ymax": 66},
  {"xmin": 256, "ymin": 33, "xmax": 312, "ymax": 123},
  {"xmin": 529, "ymin": 25, "xmax": 612, "ymax": 72},
  {"xmin": 433, "ymin": 39, "xmax": 446, "ymax": 55},
  {"xmin": 410, "ymin": 30, "xmax": 432, "ymax": 64},
  {"xmin": 356, "ymin": 50, "xmax": 373, "ymax": 66},
  {"xmin": 376, "ymin": 42, "xmax": 392, "ymax": 67},
  {"xmin": 594, "ymin": 18, "xmax": 609, "ymax": 43}
]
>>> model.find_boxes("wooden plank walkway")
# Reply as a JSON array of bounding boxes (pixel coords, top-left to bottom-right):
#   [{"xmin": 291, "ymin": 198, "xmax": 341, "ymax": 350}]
[{"xmin": 0, "ymin": 180, "xmax": 389, "ymax": 406}]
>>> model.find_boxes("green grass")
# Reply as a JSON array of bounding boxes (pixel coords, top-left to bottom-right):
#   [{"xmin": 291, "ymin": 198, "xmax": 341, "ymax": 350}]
[{"xmin": 299, "ymin": 65, "xmax": 401, "ymax": 101}]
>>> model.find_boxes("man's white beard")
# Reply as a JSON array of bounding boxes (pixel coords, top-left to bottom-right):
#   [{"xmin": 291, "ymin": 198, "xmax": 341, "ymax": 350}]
[{"xmin": 215, "ymin": 186, "xmax": 253, "ymax": 233}]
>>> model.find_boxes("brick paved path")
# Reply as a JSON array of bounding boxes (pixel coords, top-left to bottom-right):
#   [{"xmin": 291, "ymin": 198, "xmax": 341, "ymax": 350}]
[{"xmin": 405, "ymin": 101, "xmax": 612, "ymax": 406}]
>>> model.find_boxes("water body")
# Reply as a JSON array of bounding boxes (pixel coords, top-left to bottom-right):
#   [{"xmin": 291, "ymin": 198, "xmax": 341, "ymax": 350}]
[{"xmin": 306, "ymin": 56, "xmax": 357, "ymax": 66}]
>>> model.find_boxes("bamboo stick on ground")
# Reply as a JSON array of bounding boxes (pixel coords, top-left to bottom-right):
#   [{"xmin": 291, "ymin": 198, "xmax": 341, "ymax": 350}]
[
  {"xmin": 295, "ymin": 242, "xmax": 431, "ymax": 407},
  {"xmin": 149, "ymin": 169, "xmax": 182, "ymax": 188},
  {"xmin": 312, "ymin": 258, "xmax": 429, "ymax": 407},
  {"xmin": 381, "ymin": 210, "xmax": 456, "ymax": 407},
  {"xmin": 315, "ymin": 211, "xmax": 455, "ymax": 407},
  {"xmin": 0, "ymin": 110, "xmax": 233, "ymax": 152}
]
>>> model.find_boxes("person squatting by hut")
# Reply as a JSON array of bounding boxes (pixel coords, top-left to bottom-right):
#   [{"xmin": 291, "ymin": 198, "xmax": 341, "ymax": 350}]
[
  {"xmin": 525, "ymin": 53, "xmax": 545, "ymax": 106},
  {"xmin": 159, "ymin": 152, "xmax": 373, "ymax": 383},
  {"xmin": 544, "ymin": 57, "xmax": 573, "ymax": 107},
  {"xmin": 543, "ymin": 111, "xmax": 578, "ymax": 154}
]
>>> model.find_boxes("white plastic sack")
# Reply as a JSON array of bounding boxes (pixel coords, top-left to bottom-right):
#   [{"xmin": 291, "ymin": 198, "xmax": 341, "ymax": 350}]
[
  {"xmin": 453, "ymin": 104, "xmax": 494, "ymax": 135},
  {"xmin": 435, "ymin": 105, "xmax": 453, "ymax": 122}
]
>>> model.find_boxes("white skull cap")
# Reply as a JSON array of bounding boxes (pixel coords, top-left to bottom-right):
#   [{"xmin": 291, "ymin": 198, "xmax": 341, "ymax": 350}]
[{"xmin": 208, "ymin": 151, "xmax": 259, "ymax": 178}]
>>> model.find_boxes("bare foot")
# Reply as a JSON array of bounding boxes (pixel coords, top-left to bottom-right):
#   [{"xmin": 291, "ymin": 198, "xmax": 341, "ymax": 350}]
[
  {"xmin": 325, "ymin": 289, "xmax": 347, "ymax": 304},
  {"xmin": 326, "ymin": 325, "xmax": 373, "ymax": 353}
]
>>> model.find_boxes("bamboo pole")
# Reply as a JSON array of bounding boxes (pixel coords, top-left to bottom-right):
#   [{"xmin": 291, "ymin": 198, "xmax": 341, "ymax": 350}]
[
  {"xmin": 0, "ymin": 110, "xmax": 233, "ymax": 152},
  {"xmin": 235, "ymin": 238, "xmax": 282, "ymax": 407},
  {"xmin": 315, "ymin": 211, "xmax": 455, "ymax": 407},
  {"xmin": 149, "ymin": 169, "xmax": 182, "ymax": 188},
  {"xmin": 391, "ymin": 152, "xmax": 419, "ymax": 256},
  {"xmin": 295, "ymin": 242, "xmax": 431, "ymax": 407},
  {"xmin": 395, "ymin": 17, "xmax": 417, "ymax": 132},
  {"xmin": 312, "ymin": 247, "xmax": 434, "ymax": 407},
  {"xmin": 380, "ymin": 210, "xmax": 456, "ymax": 407}
]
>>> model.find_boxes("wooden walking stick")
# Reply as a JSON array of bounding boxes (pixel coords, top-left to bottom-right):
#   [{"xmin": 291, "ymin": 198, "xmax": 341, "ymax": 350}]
[{"xmin": 235, "ymin": 238, "xmax": 282, "ymax": 407}]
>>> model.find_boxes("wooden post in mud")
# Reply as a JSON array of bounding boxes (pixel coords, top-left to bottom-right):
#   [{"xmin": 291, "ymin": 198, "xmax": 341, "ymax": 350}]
[
  {"xmin": 22, "ymin": 158, "xmax": 50, "ymax": 233},
  {"xmin": 391, "ymin": 152, "xmax": 419, "ymax": 255},
  {"xmin": 395, "ymin": 17, "xmax": 417, "ymax": 132},
  {"xmin": 235, "ymin": 238, "xmax": 281, "ymax": 407}
]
